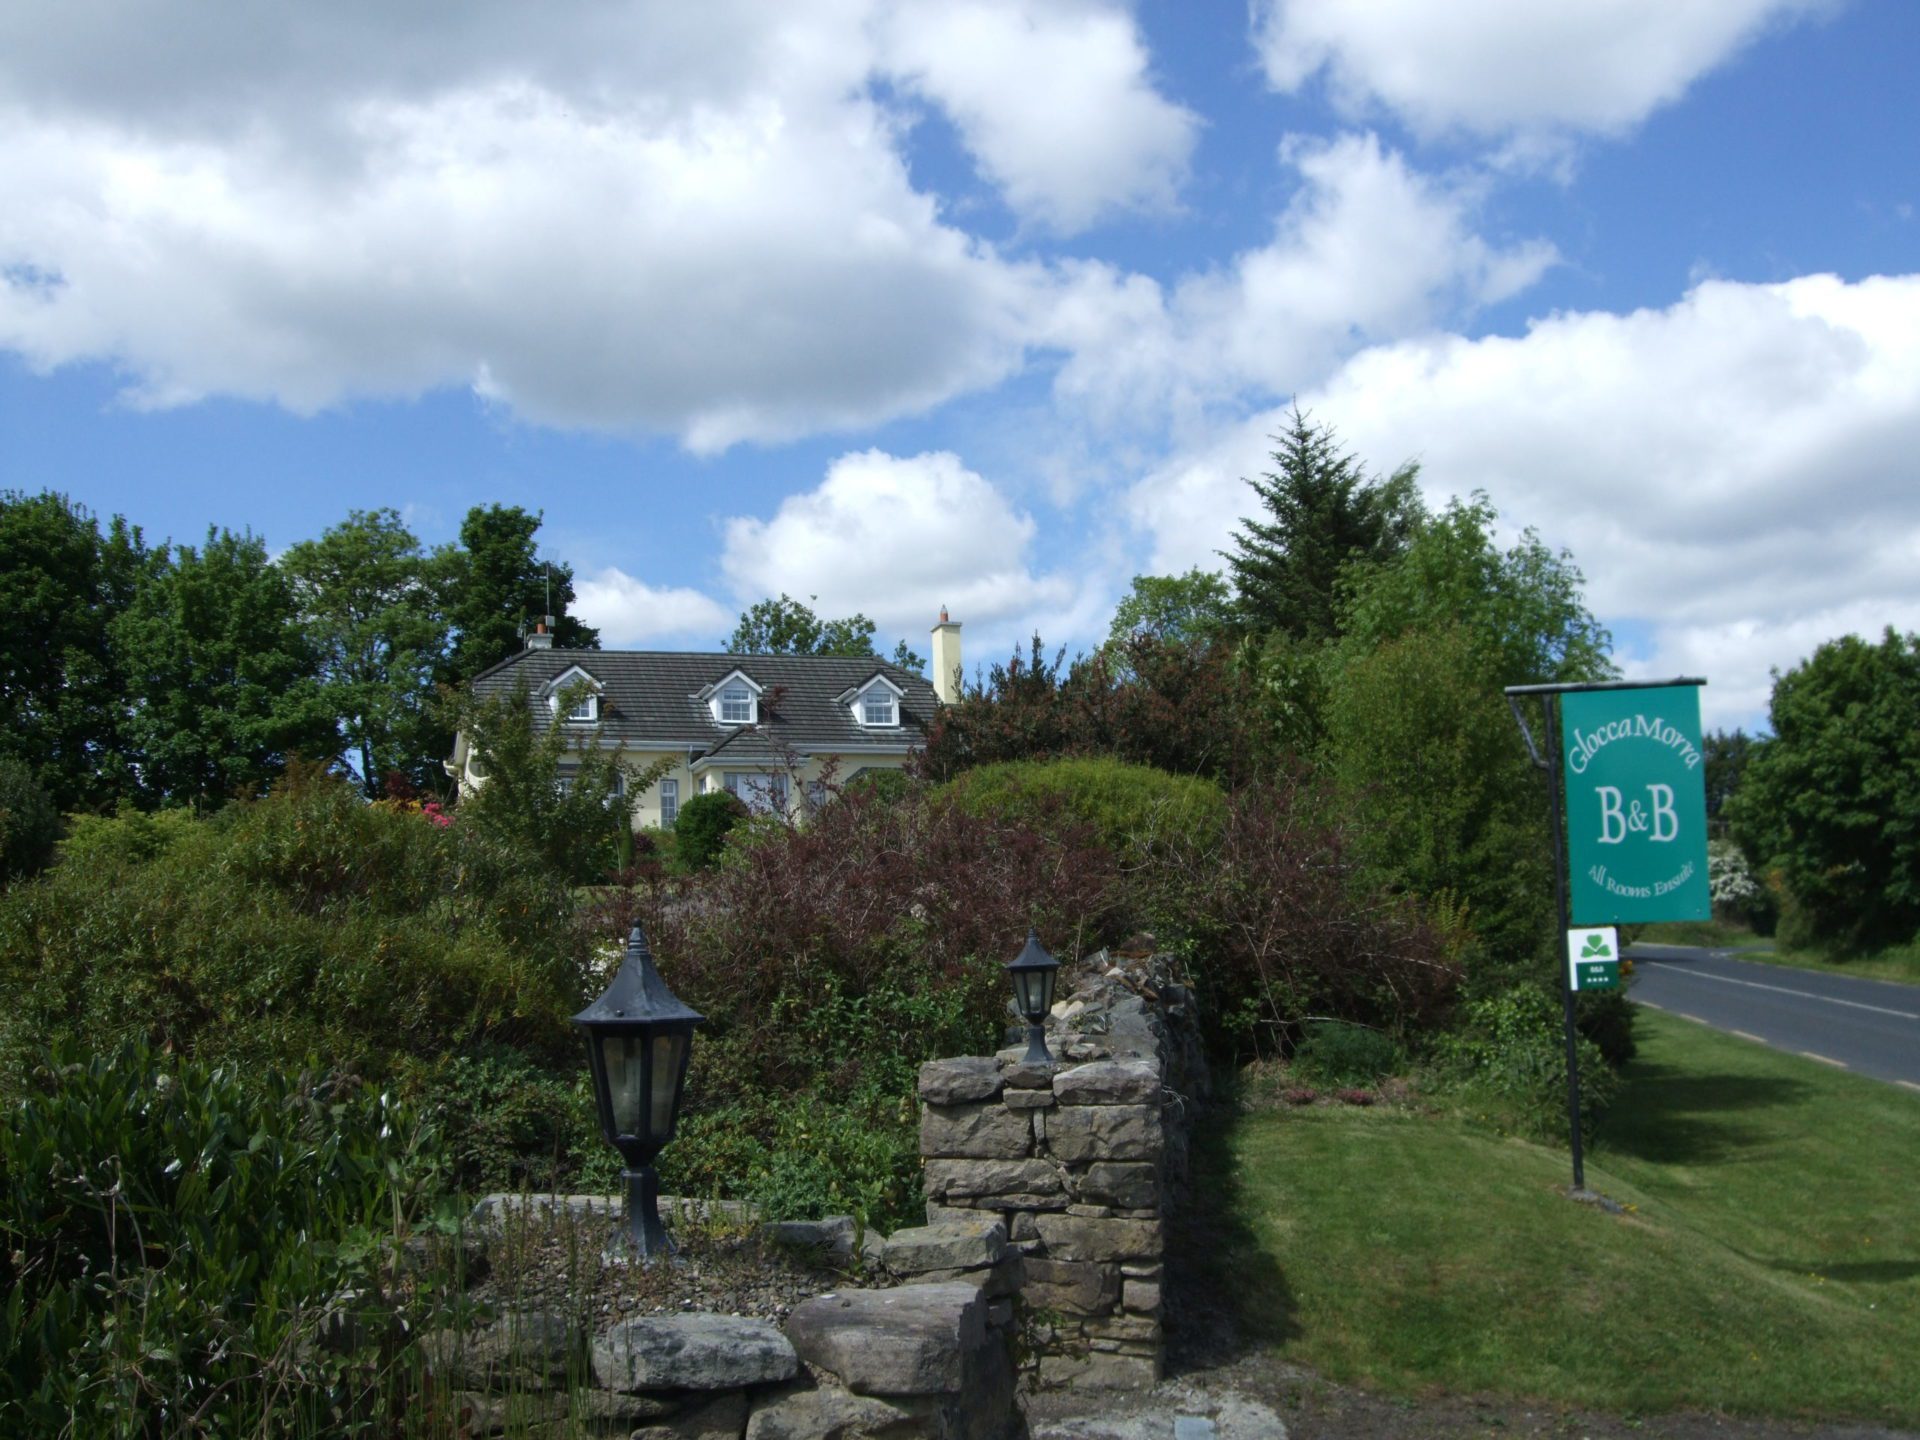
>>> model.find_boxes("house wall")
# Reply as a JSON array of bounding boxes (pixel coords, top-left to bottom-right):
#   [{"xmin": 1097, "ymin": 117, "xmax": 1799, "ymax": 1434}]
[{"xmin": 626, "ymin": 750, "xmax": 915, "ymax": 830}]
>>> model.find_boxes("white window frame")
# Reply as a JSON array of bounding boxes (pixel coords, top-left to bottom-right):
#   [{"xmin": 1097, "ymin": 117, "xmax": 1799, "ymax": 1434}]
[
  {"xmin": 850, "ymin": 675, "xmax": 905, "ymax": 729},
  {"xmin": 723, "ymin": 770, "xmax": 789, "ymax": 815},
  {"xmin": 719, "ymin": 683, "xmax": 754, "ymax": 724},
  {"xmin": 658, "ymin": 777, "xmax": 679, "ymax": 828},
  {"xmin": 564, "ymin": 692, "xmax": 598, "ymax": 724}
]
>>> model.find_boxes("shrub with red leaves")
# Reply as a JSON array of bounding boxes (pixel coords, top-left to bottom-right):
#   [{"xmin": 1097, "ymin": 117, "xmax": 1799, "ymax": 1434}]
[
  {"xmin": 1167, "ymin": 771, "xmax": 1458, "ymax": 1062},
  {"xmin": 646, "ymin": 777, "xmax": 1124, "ymax": 1102}
]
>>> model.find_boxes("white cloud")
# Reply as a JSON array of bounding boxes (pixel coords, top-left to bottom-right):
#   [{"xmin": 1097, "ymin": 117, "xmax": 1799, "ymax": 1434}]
[
  {"xmin": 1251, "ymin": 0, "xmax": 1831, "ymax": 143},
  {"xmin": 1129, "ymin": 272, "xmax": 1920, "ymax": 730},
  {"xmin": 719, "ymin": 448, "xmax": 1081, "ymax": 644},
  {"xmin": 880, "ymin": 0, "xmax": 1198, "ymax": 234},
  {"xmin": 1046, "ymin": 132, "xmax": 1554, "ymax": 419},
  {"xmin": 0, "ymin": 3, "xmax": 1207, "ymax": 443},
  {"xmin": 572, "ymin": 568, "xmax": 733, "ymax": 649}
]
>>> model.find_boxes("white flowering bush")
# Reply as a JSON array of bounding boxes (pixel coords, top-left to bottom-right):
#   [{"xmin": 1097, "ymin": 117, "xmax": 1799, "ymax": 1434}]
[{"xmin": 1709, "ymin": 839, "xmax": 1761, "ymax": 909}]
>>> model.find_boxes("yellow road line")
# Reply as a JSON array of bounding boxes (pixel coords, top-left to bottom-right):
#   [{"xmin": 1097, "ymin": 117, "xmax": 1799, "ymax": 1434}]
[
  {"xmin": 1799, "ymin": 1051, "xmax": 1848, "ymax": 1069},
  {"xmin": 1731, "ymin": 1030, "xmax": 1767, "ymax": 1044},
  {"xmin": 1897, "ymin": 1080, "xmax": 1920, "ymax": 1094}
]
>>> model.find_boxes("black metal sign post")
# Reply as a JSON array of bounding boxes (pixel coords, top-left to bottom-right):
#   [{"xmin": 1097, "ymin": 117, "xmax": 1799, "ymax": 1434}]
[{"xmin": 1505, "ymin": 676, "xmax": 1706, "ymax": 1198}]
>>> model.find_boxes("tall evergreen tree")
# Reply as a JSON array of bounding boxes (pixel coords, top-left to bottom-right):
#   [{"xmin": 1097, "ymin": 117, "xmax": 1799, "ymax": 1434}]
[
  {"xmin": 438, "ymin": 504, "xmax": 598, "ymax": 685},
  {"xmin": 113, "ymin": 529, "xmax": 335, "ymax": 807},
  {"xmin": 1222, "ymin": 407, "xmax": 1422, "ymax": 641}
]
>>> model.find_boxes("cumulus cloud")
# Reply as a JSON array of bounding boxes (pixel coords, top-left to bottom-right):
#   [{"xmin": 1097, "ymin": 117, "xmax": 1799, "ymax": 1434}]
[
  {"xmin": 0, "ymin": 2, "xmax": 1196, "ymax": 448},
  {"xmin": 1046, "ymin": 132, "xmax": 1555, "ymax": 419},
  {"xmin": 880, "ymin": 0, "xmax": 1199, "ymax": 234},
  {"xmin": 1129, "ymin": 272, "xmax": 1920, "ymax": 729},
  {"xmin": 572, "ymin": 568, "xmax": 733, "ymax": 649},
  {"xmin": 1250, "ymin": 0, "xmax": 1831, "ymax": 143},
  {"xmin": 719, "ymin": 448, "xmax": 1082, "ymax": 643}
]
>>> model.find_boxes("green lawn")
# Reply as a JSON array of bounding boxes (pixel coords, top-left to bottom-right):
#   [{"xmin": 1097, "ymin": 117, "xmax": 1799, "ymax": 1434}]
[{"xmin": 1203, "ymin": 1009, "xmax": 1920, "ymax": 1423}]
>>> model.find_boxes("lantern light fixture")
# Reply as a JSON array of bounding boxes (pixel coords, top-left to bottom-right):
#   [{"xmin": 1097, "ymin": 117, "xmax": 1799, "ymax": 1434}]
[
  {"xmin": 1005, "ymin": 928, "xmax": 1060, "ymax": 1066},
  {"xmin": 572, "ymin": 926, "xmax": 704, "ymax": 1260}
]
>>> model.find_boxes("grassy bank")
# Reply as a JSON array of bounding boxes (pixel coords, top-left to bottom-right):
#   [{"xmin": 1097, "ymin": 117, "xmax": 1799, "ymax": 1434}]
[
  {"xmin": 1204, "ymin": 1008, "xmax": 1920, "ymax": 1423},
  {"xmin": 1631, "ymin": 920, "xmax": 1920, "ymax": 986}
]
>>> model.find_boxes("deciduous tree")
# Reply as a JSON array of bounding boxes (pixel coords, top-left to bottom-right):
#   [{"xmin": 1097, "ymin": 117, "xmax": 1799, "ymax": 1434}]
[
  {"xmin": 113, "ymin": 529, "xmax": 333, "ymax": 806},
  {"xmin": 280, "ymin": 509, "xmax": 449, "ymax": 796},
  {"xmin": 1731, "ymin": 629, "xmax": 1920, "ymax": 952}
]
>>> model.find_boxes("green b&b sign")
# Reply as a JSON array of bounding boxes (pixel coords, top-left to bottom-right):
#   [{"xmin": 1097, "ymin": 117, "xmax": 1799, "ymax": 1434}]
[{"xmin": 1562, "ymin": 685, "xmax": 1711, "ymax": 924}]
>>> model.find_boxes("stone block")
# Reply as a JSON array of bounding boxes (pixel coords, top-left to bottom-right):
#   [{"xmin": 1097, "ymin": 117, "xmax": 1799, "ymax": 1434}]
[
  {"xmin": 1020, "ymin": 1258, "xmax": 1119, "ymax": 1316},
  {"xmin": 1052, "ymin": 1060, "xmax": 1160, "ymax": 1106},
  {"xmin": 922, "ymin": 1158, "xmax": 1062, "ymax": 1204},
  {"xmin": 1002, "ymin": 1088, "xmax": 1055, "ymax": 1110},
  {"xmin": 884, "ymin": 1220, "xmax": 1007, "ymax": 1276},
  {"xmin": 918, "ymin": 1056, "xmax": 1003, "ymax": 1105},
  {"xmin": 1032, "ymin": 1213, "xmax": 1162, "ymax": 1263},
  {"xmin": 593, "ymin": 1315, "xmax": 798, "ymax": 1393},
  {"xmin": 1119, "ymin": 1261, "xmax": 1162, "ymax": 1280},
  {"xmin": 1040, "ymin": 1104, "xmax": 1161, "ymax": 1164},
  {"xmin": 1122, "ymin": 1279, "xmax": 1162, "ymax": 1315},
  {"xmin": 633, "ymin": 1389, "xmax": 749, "ymax": 1440},
  {"xmin": 447, "ymin": 1390, "xmax": 569, "ymax": 1434},
  {"xmin": 1082, "ymin": 1312, "xmax": 1159, "ymax": 1343},
  {"xmin": 1076, "ymin": 1162, "xmax": 1158, "ymax": 1210},
  {"xmin": 925, "ymin": 1201, "xmax": 981, "ymax": 1227},
  {"xmin": 920, "ymin": 1102, "xmax": 1031, "ymax": 1161},
  {"xmin": 1034, "ymin": 1349, "xmax": 1160, "ymax": 1391},
  {"xmin": 901, "ymin": 1253, "xmax": 1024, "ymax": 1299},
  {"xmin": 785, "ymin": 1284, "xmax": 986, "ymax": 1397},
  {"xmin": 1065, "ymin": 1204, "xmax": 1113, "ymax": 1218},
  {"xmin": 1001, "ymin": 1060, "xmax": 1057, "ymax": 1089},
  {"xmin": 744, "ymin": 1381, "xmax": 921, "ymax": 1440}
]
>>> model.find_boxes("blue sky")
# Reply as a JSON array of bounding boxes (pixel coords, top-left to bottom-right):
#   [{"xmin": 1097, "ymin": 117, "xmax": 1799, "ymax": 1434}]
[{"xmin": 3, "ymin": 1, "xmax": 1916, "ymax": 729}]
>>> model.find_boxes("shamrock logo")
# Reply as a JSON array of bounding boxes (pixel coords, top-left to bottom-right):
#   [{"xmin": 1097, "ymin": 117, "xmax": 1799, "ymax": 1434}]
[{"xmin": 1580, "ymin": 934, "xmax": 1613, "ymax": 960}]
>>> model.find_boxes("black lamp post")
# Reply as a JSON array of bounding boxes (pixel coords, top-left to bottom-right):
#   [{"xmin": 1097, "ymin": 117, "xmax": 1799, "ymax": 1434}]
[
  {"xmin": 572, "ymin": 926, "xmax": 704, "ymax": 1260},
  {"xmin": 1005, "ymin": 929, "xmax": 1060, "ymax": 1065}
]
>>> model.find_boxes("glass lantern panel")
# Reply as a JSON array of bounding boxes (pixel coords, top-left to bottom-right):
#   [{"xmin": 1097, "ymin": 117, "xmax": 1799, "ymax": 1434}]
[
  {"xmin": 1013, "ymin": 967, "xmax": 1050, "ymax": 1019},
  {"xmin": 650, "ymin": 1032, "xmax": 688, "ymax": 1136},
  {"xmin": 601, "ymin": 1032, "xmax": 647, "ymax": 1138}
]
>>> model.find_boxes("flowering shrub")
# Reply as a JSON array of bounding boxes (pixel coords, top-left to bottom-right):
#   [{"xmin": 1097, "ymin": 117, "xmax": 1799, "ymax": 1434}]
[{"xmin": 1708, "ymin": 838, "xmax": 1761, "ymax": 908}]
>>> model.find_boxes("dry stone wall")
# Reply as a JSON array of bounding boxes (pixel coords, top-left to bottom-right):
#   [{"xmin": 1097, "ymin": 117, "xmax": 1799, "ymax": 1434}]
[{"xmin": 907, "ymin": 950, "xmax": 1207, "ymax": 1390}]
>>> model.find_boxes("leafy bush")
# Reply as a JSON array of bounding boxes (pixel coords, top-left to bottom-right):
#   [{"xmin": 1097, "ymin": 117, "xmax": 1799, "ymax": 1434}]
[
  {"xmin": 0, "ymin": 1041, "xmax": 446, "ymax": 1437},
  {"xmin": 1162, "ymin": 775, "xmax": 1456, "ymax": 1061},
  {"xmin": 0, "ymin": 772, "xmax": 590, "ymax": 1103},
  {"xmin": 674, "ymin": 789, "xmax": 749, "ymax": 871},
  {"xmin": 55, "ymin": 800, "xmax": 200, "ymax": 870},
  {"xmin": 938, "ymin": 756, "xmax": 1225, "ymax": 868},
  {"xmin": 1291, "ymin": 1020, "xmax": 1401, "ymax": 1088},
  {"xmin": 1438, "ymin": 983, "xmax": 1619, "ymax": 1140},
  {"xmin": 0, "ymin": 756, "xmax": 59, "ymax": 887}
]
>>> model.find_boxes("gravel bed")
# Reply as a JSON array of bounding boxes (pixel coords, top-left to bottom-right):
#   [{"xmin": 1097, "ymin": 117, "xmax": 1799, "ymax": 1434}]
[{"xmin": 469, "ymin": 1209, "xmax": 877, "ymax": 1328}]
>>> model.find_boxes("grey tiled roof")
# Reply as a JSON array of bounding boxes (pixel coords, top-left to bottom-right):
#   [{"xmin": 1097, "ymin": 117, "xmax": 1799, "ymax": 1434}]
[{"xmin": 469, "ymin": 648, "xmax": 937, "ymax": 759}]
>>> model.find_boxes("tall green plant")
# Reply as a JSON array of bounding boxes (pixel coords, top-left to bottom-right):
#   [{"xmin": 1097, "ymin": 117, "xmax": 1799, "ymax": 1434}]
[
  {"xmin": 452, "ymin": 679, "xmax": 659, "ymax": 884},
  {"xmin": 0, "ymin": 1042, "xmax": 446, "ymax": 1437}
]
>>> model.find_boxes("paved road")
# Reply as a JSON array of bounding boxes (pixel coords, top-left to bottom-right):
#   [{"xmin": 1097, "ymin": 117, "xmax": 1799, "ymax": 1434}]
[{"xmin": 1625, "ymin": 944, "xmax": 1920, "ymax": 1090}]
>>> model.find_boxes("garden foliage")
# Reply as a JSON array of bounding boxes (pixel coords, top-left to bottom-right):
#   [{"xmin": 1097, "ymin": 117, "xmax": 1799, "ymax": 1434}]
[
  {"xmin": 0, "ymin": 756, "xmax": 60, "ymax": 887},
  {"xmin": 0, "ymin": 771, "xmax": 588, "ymax": 1112},
  {"xmin": 0, "ymin": 1042, "xmax": 446, "ymax": 1437}
]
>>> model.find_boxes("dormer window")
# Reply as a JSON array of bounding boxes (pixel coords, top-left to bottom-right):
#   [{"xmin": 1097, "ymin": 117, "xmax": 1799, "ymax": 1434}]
[
  {"xmin": 701, "ymin": 669, "xmax": 764, "ymax": 726},
  {"xmin": 847, "ymin": 674, "xmax": 905, "ymax": 729},
  {"xmin": 543, "ymin": 666, "xmax": 603, "ymax": 725}
]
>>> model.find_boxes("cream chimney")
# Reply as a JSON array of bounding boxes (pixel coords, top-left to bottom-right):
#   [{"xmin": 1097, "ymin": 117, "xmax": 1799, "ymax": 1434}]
[{"xmin": 930, "ymin": 607, "xmax": 962, "ymax": 703}]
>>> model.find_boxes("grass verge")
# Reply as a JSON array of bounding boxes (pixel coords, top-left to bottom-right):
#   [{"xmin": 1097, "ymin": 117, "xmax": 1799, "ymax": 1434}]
[{"xmin": 1201, "ymin": 1008, "xmax": 1920, "ymax": 1424}]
